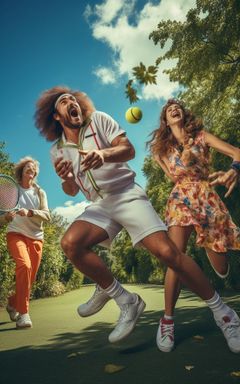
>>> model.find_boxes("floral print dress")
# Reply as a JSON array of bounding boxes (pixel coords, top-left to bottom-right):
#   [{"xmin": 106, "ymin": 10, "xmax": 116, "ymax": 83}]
[{"xmin": 165, "ymin": 130, "xmax": 240, "ymax": 252}]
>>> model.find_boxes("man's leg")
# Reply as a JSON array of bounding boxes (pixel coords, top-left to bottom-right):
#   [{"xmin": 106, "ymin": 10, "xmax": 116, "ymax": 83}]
[
  {"xmin": 141, "ymin": 231, "xmax": 240, "ymax": 353},
  {"xmin": 61, "ymin": 220, "xmax": 145, "ymax": 342}
]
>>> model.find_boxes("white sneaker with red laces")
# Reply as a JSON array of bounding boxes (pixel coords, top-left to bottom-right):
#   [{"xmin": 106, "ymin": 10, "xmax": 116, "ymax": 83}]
[
  {"xmin": 156, "ymin": 317, "xmax": 174, "ymax": 352},
  {"xmin": 214, "ymin": 310, "xmax": 240, "ymax": 353}
]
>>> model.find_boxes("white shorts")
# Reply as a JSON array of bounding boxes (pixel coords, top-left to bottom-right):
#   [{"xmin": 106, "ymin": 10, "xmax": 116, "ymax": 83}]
[{"xmin": 75, "ymin": 183, "xmax": 167, "ymax": 247}]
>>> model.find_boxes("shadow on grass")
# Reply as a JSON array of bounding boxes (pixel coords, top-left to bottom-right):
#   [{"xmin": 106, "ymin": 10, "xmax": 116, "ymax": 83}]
[{"xmin": 0, "ymin": 294, "xmax": 240, "ymax": 384}]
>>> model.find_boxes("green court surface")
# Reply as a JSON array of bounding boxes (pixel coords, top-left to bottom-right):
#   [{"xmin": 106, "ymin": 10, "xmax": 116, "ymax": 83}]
[{"xmin": 0, "ymin": 285, "xmax": 240, "ymax": 384}]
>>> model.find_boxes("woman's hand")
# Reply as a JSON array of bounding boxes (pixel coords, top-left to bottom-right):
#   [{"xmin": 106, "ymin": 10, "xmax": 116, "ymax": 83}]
[
  {"xmin": 16, "ymin": 208, "xmax": 29, "ymax": 217},
  {"xmin": 209, "ymin": 169, "xmax": 238, "ymax": 197},
  {"xmin": 4, "ymin": 211, "xmax": 16, "ymax": 222}
]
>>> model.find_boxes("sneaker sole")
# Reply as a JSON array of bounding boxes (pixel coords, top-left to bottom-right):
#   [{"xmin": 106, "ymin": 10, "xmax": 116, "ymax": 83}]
[
  {"xmin": 156, "ymin": 342, "xmax": 174, "ymax": 353},
  {"xmin": 16, "ymin": 324, "xmax": 32, "ymax": 329},
  {"xmin": 77, "ymin": 297, "xmax": 111, "ymax": 317},
  {"xmin": 108, "ymin": 297, "xmax": 146, "ymax": 343},
  {"xmin": 228, "ymin": 345, "xmax": 240, "ymax": 354}
]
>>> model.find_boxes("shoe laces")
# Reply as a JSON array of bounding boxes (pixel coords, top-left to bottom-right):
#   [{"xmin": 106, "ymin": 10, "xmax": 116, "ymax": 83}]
[
  {"xmin": 221, "ymin": 317, "xmax": 240, "ymax": 338},
  {"xmin": 87, "ymin": 286, "xmax": 102, "ymax": 304},
  {"xmin": 118, "ymin": 303, "xmax": 130, "ymax": 323},
  {"xmin": 161, "ymin": 320, "xmax": 174, "ymax": 338}
]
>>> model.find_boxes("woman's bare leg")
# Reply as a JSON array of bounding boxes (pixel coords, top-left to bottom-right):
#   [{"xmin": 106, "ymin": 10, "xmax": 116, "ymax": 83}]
[
  {"xmin": 165, "ymin": 225, "xmax": 193, "ymax": 316},
  {"xmin": 205, "ymin": 248, "xmax": 229, "ymax": 278}
]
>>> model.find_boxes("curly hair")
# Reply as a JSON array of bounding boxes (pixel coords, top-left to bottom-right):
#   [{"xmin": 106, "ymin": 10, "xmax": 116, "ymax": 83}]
[
  {"xmin": 35, "ymin": 86, "xmax": 96, "ymax": 141},
  {"xmin": 14, "ymin": 156, "xmax": 39, "ymax": 184},
  {"xmin": 148, "ymin": 99, "xmax": 204, "ymax": 157}
]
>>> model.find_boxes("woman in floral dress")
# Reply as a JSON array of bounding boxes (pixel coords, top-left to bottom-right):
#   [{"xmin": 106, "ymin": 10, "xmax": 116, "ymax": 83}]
[{"xmin": 149, "ymin": 99, "xmax": 240, "ymax": 352}]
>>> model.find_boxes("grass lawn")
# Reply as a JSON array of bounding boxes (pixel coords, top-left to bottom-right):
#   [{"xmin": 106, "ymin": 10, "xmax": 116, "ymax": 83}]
[{"xmin": 0, "ymin": 284, "xmax": 240, "ymax": 384}]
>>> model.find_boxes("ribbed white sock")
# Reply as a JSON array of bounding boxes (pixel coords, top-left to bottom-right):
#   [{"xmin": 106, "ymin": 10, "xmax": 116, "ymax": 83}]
[
  {"xmin": 104, "ymin": 279, "xmax": 134, "ymax": 306},
  {"xmin": 164, "ymin": 314, "xmax": 174, "ymax": 321},
  {"xmin": 206, "ymin": 292, "xmax": 233, "ymax": 320}
]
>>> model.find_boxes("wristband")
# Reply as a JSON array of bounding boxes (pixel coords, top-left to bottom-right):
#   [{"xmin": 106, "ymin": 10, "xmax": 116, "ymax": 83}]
[{"xmin": 231, "ymin": 161, "xmax": 240, "ymax": 173}]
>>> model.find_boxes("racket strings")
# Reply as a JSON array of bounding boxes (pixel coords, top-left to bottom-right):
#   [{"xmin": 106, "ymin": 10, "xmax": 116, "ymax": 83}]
[{"xmin": 0, "ymin": 178, "xmax": 19, "ymax": 210}]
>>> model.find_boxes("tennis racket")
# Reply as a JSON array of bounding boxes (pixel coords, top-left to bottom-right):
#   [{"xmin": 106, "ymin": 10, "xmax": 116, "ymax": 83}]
[{"xmin": 0, "ymin": 174, "xmax": 20, "ymax": 215}]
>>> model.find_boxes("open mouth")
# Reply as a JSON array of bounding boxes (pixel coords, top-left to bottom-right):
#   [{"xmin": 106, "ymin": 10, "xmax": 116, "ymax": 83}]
[
  {"xmin": 172, "ymin": 111, "xmax": 181, "ymax": 118},
  {"xmin": 69, "ymin": 106, "xmax": 79, "ymax": 118}
]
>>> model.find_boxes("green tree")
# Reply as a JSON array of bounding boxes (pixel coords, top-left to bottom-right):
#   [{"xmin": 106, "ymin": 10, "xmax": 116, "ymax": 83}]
[
  {"xmin": 110, "ymin": 230, "xmax": 157, "ymax": 284},
  {"xmin": 0, "ymin": 142, "xmax": 15, "ymax": 305},
  {"xmin": 32, "ymin": 212, "xmax": 68, "ymax": 298},
  {"xmin": 0, "ymin": 142, "xmax": 14, "ymax": 176}
]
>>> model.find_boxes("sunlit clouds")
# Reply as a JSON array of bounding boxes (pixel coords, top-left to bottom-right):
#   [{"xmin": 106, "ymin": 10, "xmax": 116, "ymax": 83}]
[
  {"xmin": 53, "ymin": 201, "xmax": 90, "ymax": 223},
  {"xmin": 84, "ymin": 0, "xmax": 195, "ymax": 100}
]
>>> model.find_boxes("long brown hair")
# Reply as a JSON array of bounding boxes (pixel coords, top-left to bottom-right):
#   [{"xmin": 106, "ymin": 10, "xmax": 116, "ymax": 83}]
[
  {"xmin": 148, "ymin": 99, "xmax": 204, "ymax": 157},
  {"xmin": 35, "ymin": 86, "xmax": 96, "ymax": 141}
]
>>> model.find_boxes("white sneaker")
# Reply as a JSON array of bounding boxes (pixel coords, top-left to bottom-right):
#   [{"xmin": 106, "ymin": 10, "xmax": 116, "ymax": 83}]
[
  {"xmin": 108, "ymin": 294, "xmax": 146, "ymax": 343},
  {"xmin": 6, "ymin": 305, "xmax": 19, "ymax": 322},
  {"xmin": 156, "ymin": 317, "xmax": 174, "ymax": 352},
  {"xmin": 77, "ymin": 285, "xmax": 111, "ymax": 317},
  {"xmin": 16, "ymin": 313, "xmax": 32, "ymax": 329},
  {"xmin": 214, "ymin": 310, "xmax": 240, "ymax": 353}
]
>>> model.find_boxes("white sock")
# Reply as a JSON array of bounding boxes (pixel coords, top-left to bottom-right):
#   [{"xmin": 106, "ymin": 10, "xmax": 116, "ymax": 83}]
[
  {"xmin": 164, "ymin": 314, "xmax": 174, "ymax": 321},
  {"xmin": 206, "ymin": 292, "xmax": 233, "ymax": 320},
  {"xmin": 104, "ymin": 279, "xmax": 134, "ymax": 306}
]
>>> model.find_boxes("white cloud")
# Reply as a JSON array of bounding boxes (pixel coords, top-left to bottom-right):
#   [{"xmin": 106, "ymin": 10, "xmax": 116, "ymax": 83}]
[
  {"xmin": 94, "ymin": 67, "xmax": 116, "ymax": 84},
  {"xmin": 53, "ymin": 201, "xmax": 90, "ymax": 223},
  {"xmin": 84, "ymin": 0, "xmax": 136, "ymax": 24},
  {"xmin": 85, "ymin": 0, "xmax": 196, "ymax": 100}
]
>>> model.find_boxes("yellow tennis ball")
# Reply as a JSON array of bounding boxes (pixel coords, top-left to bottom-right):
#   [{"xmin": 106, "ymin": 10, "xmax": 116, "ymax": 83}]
[{"xmin": 125, "ymin": 107, "xmax": 142, "ymax": 124}]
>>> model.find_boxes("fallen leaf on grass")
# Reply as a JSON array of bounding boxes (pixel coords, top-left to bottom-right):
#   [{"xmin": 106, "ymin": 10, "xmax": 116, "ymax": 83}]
[
  {"xmin": 67, "ymin": 352, "xmax": 83, "ymax": 359},
  {"xmin": 104, "ymin": 364, "xmax": 125, "ymax": 373},
  {"xmin": 67, "ymin": 353, "xmax": 78, "ymax": 359},
  {"xmin": 185, "ymin": 366, "xmax": 194, "ymax": 371},
  {"xmin": 230, "ymin": 371, "xmax": 240, "ymax": 377},
  {"xmin": 193, "ymin": 335, "xmax": 204, "ymax": 341}
]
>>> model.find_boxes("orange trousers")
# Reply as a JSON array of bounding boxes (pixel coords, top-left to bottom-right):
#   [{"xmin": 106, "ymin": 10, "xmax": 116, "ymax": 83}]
[{"xmin": 7, "ymin": 232, "xmax": 43, "ymax": 314}]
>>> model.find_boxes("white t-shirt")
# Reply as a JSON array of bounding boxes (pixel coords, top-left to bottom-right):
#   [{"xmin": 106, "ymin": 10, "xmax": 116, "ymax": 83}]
[
  {"xmin": 50, "ymin": 111, "xmax": 136, "ymax": 202},
  {"xmin": 7, "ymin": 186, "xmax": 44, "ymax": 240}
]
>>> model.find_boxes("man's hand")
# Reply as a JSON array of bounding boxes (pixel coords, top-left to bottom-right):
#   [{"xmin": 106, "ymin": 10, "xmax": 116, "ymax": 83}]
[
  {"xmin": 79, "ymin": 149, "xmax": 104, "ymax": 172},
  {"xmin": 54, "ymin": 157, "xmax": 74, "ymax": 180},
  {"xmin": 209, "ymin": 169, "xmax": 238, "ymax": 197}
]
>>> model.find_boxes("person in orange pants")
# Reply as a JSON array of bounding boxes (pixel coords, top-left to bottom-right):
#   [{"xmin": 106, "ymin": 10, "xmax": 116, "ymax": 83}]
[
  {"xmin": 0, "ymin": 156, "xmax": 50, "ymax": 328},
  {"xmin": 7, "ymin": 233, "xmax": 43, "ymax": 317}
]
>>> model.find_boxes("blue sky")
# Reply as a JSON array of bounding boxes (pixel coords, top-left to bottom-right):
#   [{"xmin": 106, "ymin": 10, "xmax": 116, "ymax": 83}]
[{"xmin": 1, "ymin": 0, "xmax": 195, "ymax": 221}]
